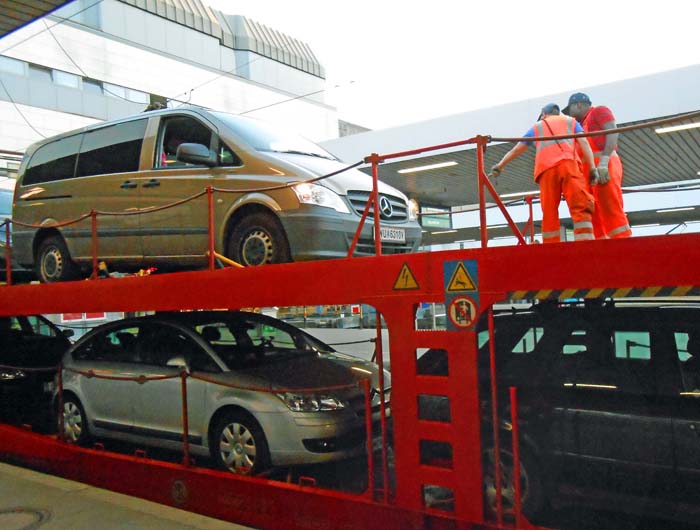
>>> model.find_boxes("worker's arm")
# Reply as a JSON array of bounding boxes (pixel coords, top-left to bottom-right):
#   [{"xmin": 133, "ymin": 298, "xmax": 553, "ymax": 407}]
[
  {"xmin": 576, "ymin": 137, "xmax": 600, "ymax": 185},
  {"xmin": 491, "ymin": 142, "xmax": 529, "ymax": 176}
]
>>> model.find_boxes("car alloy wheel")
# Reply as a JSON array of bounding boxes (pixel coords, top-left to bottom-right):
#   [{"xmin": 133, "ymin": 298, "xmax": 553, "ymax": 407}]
[
  {"xmin": 482, "ymin": 446, "xmax": 542, "ymax": 519},
  {"xmin": 62, "ymin": 399, "xmax": 87, "ymax": 444},
  {"xmin": 219, "ymin": 421, "xmax": 257, "ymax": 474}
]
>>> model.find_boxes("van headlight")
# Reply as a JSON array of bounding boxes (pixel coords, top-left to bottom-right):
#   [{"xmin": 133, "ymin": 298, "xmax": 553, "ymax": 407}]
[
  {"xmin": 277, "ymin": 392, "xmax": 347, "ymax": 412},
  {"xmin": 292, "ymin": 183, "xmax": 350, "ymax": 214},
  {"xmin": 408, "ymin": 198, "xmax": 419, "ymax": 221}
]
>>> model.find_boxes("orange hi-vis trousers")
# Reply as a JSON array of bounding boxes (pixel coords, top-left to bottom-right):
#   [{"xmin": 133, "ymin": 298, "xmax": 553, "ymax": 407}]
[
  {"xmin": 537, "ymin": 159, "xmax": 595, "ymax": 244},
  {"xmin": 586, "ymin": 152, "xmax": 632, "ymax": 239}
]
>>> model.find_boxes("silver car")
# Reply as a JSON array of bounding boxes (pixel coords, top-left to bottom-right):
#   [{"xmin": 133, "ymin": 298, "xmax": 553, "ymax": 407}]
[{"xmin": 59, "ymin": 311, "xmax": 389, "ymax": 474}]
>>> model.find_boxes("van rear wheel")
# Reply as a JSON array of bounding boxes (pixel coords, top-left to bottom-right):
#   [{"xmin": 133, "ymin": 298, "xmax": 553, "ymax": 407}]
[
  {"xmin": 35, "ymin": 235, "xmax": 80, "ymax": 283},
  {"xmin": 227, "ymin": 212, "xmax": 291, "ymax": 266}
]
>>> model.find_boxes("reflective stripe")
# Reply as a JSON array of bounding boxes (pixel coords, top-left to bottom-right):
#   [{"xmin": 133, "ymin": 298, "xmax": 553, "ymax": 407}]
[
  {"xmin": 608, "ymin": 224, "xmax": 631, "ymax": 237},
  {"xmin": 541, "ymin": 230, "xmax": 560, "ymax": 239},
  {"xmin": 593, "ymin": 150, "xmax": 618, "ymax": 157},
  {"xmin": 573, "ymin": 221, "xmax": 594, "ymax": 230},
  {"xmin": 573, "ymin": 233, "xmax": 594, "ymax": 241},
  {"xmin": 536, "ymin": 138, "xmax": 574, "ymax": 151}
]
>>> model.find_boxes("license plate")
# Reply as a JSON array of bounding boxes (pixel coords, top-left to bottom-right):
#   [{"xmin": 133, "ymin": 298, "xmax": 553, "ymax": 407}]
[{"xmin": 378, "ymin": 227, "xmax": 405, "ymax": 243}]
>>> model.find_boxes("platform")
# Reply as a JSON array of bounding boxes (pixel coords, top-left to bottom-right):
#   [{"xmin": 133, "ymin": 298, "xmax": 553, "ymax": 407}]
[{"xmin": 0, "ymin": 462, "xmax": 253, "ymax": 530}]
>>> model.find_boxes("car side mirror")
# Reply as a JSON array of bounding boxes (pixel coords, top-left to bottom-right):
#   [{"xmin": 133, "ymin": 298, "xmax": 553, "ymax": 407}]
[
  {"xmin": 62, "ymin": 329, "xmax": 74, "ymax": 338},
  {"xmin": 176, "ymin": 143, "xmax": 218, "ymax": 167},
  {"xmin": 166, "ymin": 355, "xmax": 188, "ymax": 369}
]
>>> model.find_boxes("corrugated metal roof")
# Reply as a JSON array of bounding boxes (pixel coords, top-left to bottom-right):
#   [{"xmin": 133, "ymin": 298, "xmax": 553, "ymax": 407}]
[
  {"xmin": 0, "ymin": 0, "xmax": 75, "ymax": 39},
  {"xmin": 120, "ymin": 0, "xmax": 324, "ymax": 78},
  {"xmin": 374, "ymin": 112, "xmax": 700, "ymax": 208}
]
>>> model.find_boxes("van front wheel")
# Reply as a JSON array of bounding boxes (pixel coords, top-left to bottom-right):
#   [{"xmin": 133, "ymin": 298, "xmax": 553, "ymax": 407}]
[
  {"xmin": 227, "ymin": 213, "xmax": 291, "ymax": 266},
  {"xmin": 35, "ymin": 235, "xmax": 80, "ymax": 283}
]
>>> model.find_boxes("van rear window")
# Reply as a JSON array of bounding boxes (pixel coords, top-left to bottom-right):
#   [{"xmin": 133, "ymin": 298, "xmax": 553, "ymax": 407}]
[
  {"xmin": 23, "ymin": 134, "xmax": 82, "ymax": 185},
  {"xmin": 77, "ymin": 119, "xmax": 147, "ymax": 177}
]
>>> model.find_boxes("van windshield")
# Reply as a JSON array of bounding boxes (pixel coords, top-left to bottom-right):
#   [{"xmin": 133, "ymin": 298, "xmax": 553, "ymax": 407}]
[{"xmin": 212, "ymin": 112, "xmax": 336, "ymax": 160}]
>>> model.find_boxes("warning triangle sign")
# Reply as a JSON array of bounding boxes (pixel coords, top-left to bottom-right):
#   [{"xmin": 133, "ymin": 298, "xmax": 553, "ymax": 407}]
[
  {"xmin": 447, "ymin": 262, "xmax": 477, "ymax": 292},
  {"xmin": 393, "ymin": 263, "xmax": 419, "ymax": 290}
]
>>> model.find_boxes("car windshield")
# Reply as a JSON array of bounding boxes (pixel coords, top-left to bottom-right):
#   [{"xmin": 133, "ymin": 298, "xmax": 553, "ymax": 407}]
[
  {"xmin": 191, "ymin": 313, "xmax": 333, "ymax": 370},
  {"xmin": 212, "ymin": 112, "xmax": 337, "ymax": 160}
]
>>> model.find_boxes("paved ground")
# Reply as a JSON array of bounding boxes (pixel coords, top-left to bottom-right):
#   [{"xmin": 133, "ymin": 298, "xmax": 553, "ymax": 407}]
[{"xmin": 0, "ymin": 462, "xmax": 254, "ymax": 530}]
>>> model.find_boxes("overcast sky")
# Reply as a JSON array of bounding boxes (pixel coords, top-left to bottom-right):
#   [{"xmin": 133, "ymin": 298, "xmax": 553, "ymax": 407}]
[{"xmin": 202, "ymin": 0, "xmax": 700, "ymax": 130}]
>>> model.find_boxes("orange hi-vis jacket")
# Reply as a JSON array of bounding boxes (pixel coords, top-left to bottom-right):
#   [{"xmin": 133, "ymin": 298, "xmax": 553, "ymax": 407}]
[{"xmin": 532, "ymin": 115, "xmax": 579, "ymax": 180}]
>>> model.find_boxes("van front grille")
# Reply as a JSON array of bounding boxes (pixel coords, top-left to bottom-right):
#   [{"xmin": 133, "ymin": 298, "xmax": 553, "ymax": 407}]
[{"xmin": 346, "ymin": 191, "xmax": 408, "ymax": 222}]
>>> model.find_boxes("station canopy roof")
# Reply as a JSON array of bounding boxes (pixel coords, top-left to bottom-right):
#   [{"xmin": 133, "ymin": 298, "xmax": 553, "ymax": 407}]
[{"xmin": 0, "ymin": 1, "xmax": 75, "ymax": 39}]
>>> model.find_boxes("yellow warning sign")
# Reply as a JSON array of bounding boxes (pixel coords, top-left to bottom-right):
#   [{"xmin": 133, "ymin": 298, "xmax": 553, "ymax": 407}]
[
  {"xmin": 446, "ymin": 262, "xmax": 477, "ymax": 292},
  {"xmin": 393, "ymin": 263, "xmax": 419, "ymax": 290}
]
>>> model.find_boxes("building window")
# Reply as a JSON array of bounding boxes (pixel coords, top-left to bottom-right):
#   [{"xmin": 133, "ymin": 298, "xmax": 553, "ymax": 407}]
[
  {"xmin": 28, "ymin": 64, "xmax": 52, "ymax": 82},
  {"xmin": 126, "ymin": 88, "xmax": 149, "ymax": 104},
  {"xmin": 83, "ymin": 78, "xmax": 103, "ymax": 94},
  {"xmin": 0, "ymin": 56, "xmax": 25, "ymax": 76},
  {"xmin": 103, "ymin": 82, "xmax": 126, "ymax": 99},
  {"xmin": 53, "ymin": 69, "xmax": 81, "ymax": 89},
  {"xmin": 62, "ymin": 312, "xmax": 107, "ymax": 322}
]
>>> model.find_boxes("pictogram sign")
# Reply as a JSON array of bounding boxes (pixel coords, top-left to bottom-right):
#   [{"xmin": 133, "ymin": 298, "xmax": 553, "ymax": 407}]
[
  {"xmin": 446, "ymin": 262, "xmax": 477, "ymax": 292},
  {"xmin": 444, "ymin": 260, "xmax": 479, "ymax": 330},
  {"xmin": 448, "ymin": 296, "xmax": 478, "ymax": 329},
  {"xmin": 393, "ymin": 263, "xmax": 419, "ymax": 290}
]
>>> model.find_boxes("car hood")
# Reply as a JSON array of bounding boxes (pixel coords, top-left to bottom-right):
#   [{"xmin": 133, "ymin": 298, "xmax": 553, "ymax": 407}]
[
  {"xmin": 265, "ymin": 152, "xmax": 408, "ymax": 200},
  {"xmin": 218, "ymin": 352, "xmax": 388, "ymax": 393}
]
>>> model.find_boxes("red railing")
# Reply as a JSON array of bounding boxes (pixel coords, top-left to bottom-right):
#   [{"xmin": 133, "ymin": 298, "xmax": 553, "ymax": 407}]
[{"xmin": 43, "ymin": 361, "xmax": 382, "ymax": 496}]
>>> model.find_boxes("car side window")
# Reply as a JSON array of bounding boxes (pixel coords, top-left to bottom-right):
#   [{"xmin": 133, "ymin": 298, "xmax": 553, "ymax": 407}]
[
  {"xmin": 155, "ymin": 116, "xmax": 213, "ymax": 169},
  {"xmin": 23, "ymin": 134, "xmax": 82, "ymax": 185},
  {"xmin": 511, "ymin": 327, "xmax": 544, "ymax": 354},
  {"xmin": 77, "ymin": 119, "xmax": 147, "ymax": 177},
  {"xmin": 674, "ymin": 330, "xmax": 700, "ymax": 392},
  {"xmin": 73, "ymin": 326, "xmax": 140, "ymax": 363},
  {"xmin": 218, "ymin": 141, "xmax": 242, "ymax": 167},
  {"xmin": 22, "ymin": 316, "xmax": 57, "ymax": 338}
]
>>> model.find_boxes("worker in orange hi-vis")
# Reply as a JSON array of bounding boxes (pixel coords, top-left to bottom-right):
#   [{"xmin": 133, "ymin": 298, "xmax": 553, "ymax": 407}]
[
  {"xmin": 491, "ymin": 103, "xmax": 598, "ymax": 244},
  {"xmin": 564, "ymin": 92, "xmax": 632, "ymax": 239}
]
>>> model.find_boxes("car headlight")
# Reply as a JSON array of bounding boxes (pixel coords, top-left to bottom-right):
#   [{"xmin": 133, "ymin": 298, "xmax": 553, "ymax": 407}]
[
  {"xmin": 0, "ymin": 369, "xmax": 26, "ymax": 381},
  {"xmin": 277, "ymin": 392, "xmax": 347, "ymax": 412},
  {"xmin": 408, "ymin": 198, "xmax": 419, "ymax": 221},
  {"xmin": 292, "ymin": 183, "xmax": 350, "ymax": 214}
]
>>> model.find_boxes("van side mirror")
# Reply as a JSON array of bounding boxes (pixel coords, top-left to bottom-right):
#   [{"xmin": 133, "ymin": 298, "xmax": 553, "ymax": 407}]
[
  {"xmin": 176, "ymin": 143, "xmax": 218, "ymax": 167},
  {"xmin": 62, "ymin": 329, "xmax": 74, "ymax": 338}
]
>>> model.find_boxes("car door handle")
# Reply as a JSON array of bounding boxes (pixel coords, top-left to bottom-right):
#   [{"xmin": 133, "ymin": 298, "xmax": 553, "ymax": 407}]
[
  {"xmin": 120, "ymin": 180, "xmax": 138, "ymax": 189},
  {"xmin": 142, "ymin": 179, "xmax": 161, "ymax": 188}
]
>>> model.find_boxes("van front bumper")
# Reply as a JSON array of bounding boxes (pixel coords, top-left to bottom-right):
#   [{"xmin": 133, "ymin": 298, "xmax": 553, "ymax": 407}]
[{"xmin": 279, "ymin": 208, "xmax": 422, "ymax": 261}]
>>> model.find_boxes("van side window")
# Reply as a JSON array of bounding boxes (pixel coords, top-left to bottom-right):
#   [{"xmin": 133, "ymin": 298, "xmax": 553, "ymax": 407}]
[
  {"xmin": 23, "ymin": 134, "xmax": 82, "ymax": 185},
  {"xmin": 77, "ymin": 119, "xmax": 147, "ymax": 177},
  {"xmin": 156, "ymin": 116, "xmax": 213, "ymax": 168},
  {"xmin": 219, "ymin": 141, "xmax": 242, "ymax": 167}
]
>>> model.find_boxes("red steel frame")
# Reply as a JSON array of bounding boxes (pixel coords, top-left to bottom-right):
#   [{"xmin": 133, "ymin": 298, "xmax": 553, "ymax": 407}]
[{"xmin": 0, "ymin": 234, "xmax": 699, "ymax": 530}]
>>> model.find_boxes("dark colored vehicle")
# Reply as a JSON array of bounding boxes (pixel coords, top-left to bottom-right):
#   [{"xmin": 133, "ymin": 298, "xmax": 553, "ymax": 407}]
[
  {"xmin": 419, "ymin": 301, "xmax": 700, "ymax": 521},
  {"xmin": 0, "ymin": 181, "xmax": 33, "ymax": 283},
  {"xmin": 0, "ymin": 315, "xmax": 72, "ymax": 398}
]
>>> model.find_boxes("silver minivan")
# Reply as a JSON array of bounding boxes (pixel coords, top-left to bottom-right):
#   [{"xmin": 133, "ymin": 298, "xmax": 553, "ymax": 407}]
[
  {"xmin": 12, "ymin": 106, "xmax": 421, "ymax": 282},
  {"xmin": 60, "ymin": 311, "xmax": 390, "ymax": 474}
]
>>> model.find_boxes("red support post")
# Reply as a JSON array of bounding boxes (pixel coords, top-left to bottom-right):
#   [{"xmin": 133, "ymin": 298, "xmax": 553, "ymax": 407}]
[
  {"xmin": 370, "ymin": 155, "xmax": 382, "ymax": 257},
  {"xmin": 476, "ymin": 142, "xmax": 488, "ymax": 249},
  {"xmin": 526, "ymin": 196, "xmax": 535, "ymax": 243},
  {"xmin": 181, "ymin": 370, "xmax": 190, "ymax": 466},
  {"xmin": 4, "ymin": 221, "xmax": 12, "ymax": 286},
  {"xmin": 510, "ymin": 386, "xmax": 522, "ymax": 529},
  {"xmin": 207, "ymin": 186, "xmax": 216, "ymax": 271},
  {"xmin": 374, "ymin": 312, "xmax": 389, "ymax": 503},
  {"xmin": 57, "ymin": 364, "xmax": 64, "ymax": 441},
  {"xmin": 487, "ymin": 308, "xmax": 503, "ymax": 526},
  {"xmin": 362, "ymin": 378, "xmax": 375, "ymax": 500},
  {"xmin": 90, "ymin": 209, "xmax": 98, "ymax": 280}
]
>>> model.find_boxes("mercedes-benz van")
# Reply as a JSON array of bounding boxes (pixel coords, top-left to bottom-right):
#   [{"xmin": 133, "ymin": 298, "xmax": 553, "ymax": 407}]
[{"xmin": 12, "ymin": 106, "xmax": 421, "ymax": 282}]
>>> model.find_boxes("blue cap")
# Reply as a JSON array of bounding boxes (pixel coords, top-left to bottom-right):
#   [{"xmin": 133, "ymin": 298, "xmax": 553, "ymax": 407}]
[{"xmin": 567, "ymin": 92, "xmax": 591, "ymax": 106}]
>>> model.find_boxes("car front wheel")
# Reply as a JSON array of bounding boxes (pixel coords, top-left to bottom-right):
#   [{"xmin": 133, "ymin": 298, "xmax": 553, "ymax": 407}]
[
  {"xmin": 483, "ymin": 445, "xmax": 543, "ymax": 521},
  {"xmin": 227, "ymin": 212, "xmax": 291, "ymax": 266},
  {"xmin": 210, "ymin": 410, "xmax": 270, "ymax": 475}
]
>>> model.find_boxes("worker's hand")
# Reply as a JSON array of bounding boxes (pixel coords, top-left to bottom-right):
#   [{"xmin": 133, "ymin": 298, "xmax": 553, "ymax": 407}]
[
  {"xmin": 490, "ymin": 164, "xmax": 502, "ymax": 178},
  {"xmin": 589, "ymin": 168, "xmax": 600, "ymax": 186},
  {"xmin": 596, "ymin": 155, "xmax": 610, "ymax": 185}
]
